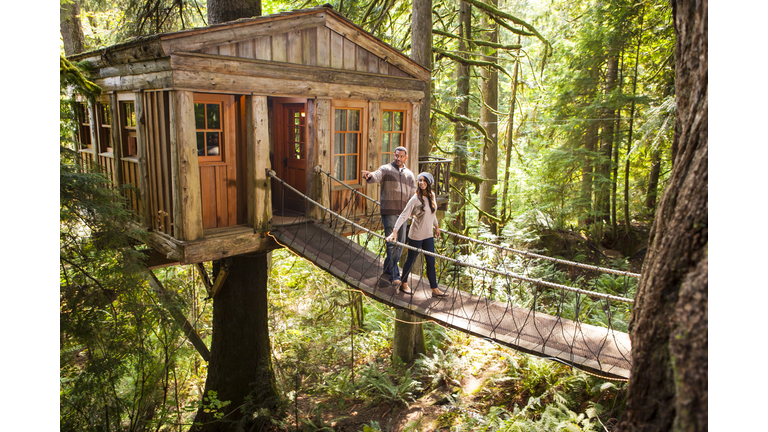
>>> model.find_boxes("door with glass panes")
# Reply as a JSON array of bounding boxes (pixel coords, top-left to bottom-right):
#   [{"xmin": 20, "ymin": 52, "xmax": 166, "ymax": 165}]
[{"xmin": 274, "ymin": 98, "xmax": 308, "ymax": 213}]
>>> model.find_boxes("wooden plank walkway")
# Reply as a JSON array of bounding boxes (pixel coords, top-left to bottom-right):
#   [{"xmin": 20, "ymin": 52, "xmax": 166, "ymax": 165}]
[{"xmin": 271, "ymin": 221, "xmax": 632, "ymax": 380}]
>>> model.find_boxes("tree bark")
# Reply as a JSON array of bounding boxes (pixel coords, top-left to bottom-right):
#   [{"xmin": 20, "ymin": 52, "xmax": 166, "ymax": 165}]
[
  {"xmin": 478, "ymin": 0, "xmax": 499, "ymax": 234},
  {"xmin": 191, "ymin": 254, "xmax": 280, "ymax": 431},
  {"xmin": 412, "ymin": 0, "xmax": 433, "ymax": 157},
  {"xmin": 207, "ymin": 0, "xmax": 261, "ymax": 25},
  {"xmin": 645, "ymin": 149, "xmax": 661, "ymax": 211},
  {"xmin": 450, "ymin": 0, "xmax": 471, "ymax": 232},
  {"xmin": 616, "ymin": 1, "xmax": 707, "ymax": 431},
  {"xmin": 60, "ymin": 0, "xmax": 85, "ymax": 56}
]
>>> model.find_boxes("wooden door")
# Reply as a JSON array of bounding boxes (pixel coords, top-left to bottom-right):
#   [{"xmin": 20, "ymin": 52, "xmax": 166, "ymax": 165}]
[
  {"xmin": 195, "ymin": 93, "xmax": 239, "ymax": 230},
  {"xmin": 274, "ymin": 99, "xmax": 308, "ymax": 213}
]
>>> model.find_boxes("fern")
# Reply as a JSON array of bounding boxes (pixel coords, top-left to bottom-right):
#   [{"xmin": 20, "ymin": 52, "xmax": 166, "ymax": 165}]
[{"xmin": 359, "ymin": 363, "xmax": 422, "ymax": 408}]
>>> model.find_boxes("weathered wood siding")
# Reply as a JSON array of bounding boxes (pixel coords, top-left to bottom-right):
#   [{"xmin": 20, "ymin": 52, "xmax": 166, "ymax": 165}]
[
  {"xmin": 194, "ymin": 26, "xmax": 413, "ymax": 80},
  {"xmin": 142, "ymin": 90, "xmax": 175, "ymax": 236},
  {"xmin": 121, "ymin": 158, "xmax": 141, "ymax": 216}
]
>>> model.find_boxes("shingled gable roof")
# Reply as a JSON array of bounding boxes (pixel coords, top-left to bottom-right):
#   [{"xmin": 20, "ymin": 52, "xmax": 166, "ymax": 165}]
[{"xmin": 69, "ymin": 6, "xmax": 430, "ymax": 83}]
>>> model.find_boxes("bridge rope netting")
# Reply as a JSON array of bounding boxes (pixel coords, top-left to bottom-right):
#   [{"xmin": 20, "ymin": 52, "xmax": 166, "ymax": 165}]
[{"xmin": 268, "ymin": 168, "xmax": 636, "ymax": 380}]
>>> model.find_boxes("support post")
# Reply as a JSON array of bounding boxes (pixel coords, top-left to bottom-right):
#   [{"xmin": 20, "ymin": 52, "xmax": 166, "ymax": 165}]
[
  {"xmin": 246, "ymin": 95, "xmax": 272, "ymax": 231},
  {"xmin": 169, "ymin": 90, "xmax": 203, "ymax": 241},
  {"xmin": 135, "ymin": 90, "xmax": 152, "ymax": 227}
]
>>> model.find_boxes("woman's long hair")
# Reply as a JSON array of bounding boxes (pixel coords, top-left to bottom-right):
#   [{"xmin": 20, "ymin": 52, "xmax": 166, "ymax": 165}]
[{"xmin": 416, "ymin": 181, "xmax": 436, "ymax": 215}]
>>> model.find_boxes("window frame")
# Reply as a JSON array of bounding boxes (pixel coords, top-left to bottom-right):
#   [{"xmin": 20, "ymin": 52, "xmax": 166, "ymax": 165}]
[
  {"xmin": 119, "ymin": 100, "xmax": 138, "ymax": 158},
  {"xmin": 96, "ymin": 100, "xmax": 113, "ymax": 154},
  {"xmin": 193, "ymin": 93, "xmax": 229, "ymax": 164},
  {"xmin": 331, "ymin": 100, "xmax": 368, "ymax": 185},
  {"xmin": 379, "ymin": 102, "xmax": 411, "ymax": 168}
]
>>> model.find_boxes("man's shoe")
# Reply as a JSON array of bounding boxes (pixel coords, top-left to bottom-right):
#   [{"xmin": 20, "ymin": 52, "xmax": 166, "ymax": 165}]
[{"xmin": 392, "ymin": 278, "xmax": 402, "ymax": 287}]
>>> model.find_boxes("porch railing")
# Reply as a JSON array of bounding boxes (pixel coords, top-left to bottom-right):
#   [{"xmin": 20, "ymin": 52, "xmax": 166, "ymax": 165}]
[{"xmin": 418, "ymin": 156, "xmax": 451, "ymax": 197}]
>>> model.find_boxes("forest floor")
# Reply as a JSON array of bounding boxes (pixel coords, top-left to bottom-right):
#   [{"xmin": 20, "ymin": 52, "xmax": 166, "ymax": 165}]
[{"xmin": 308, "ymin": 336, "xmax": 507, "ymax": 432}]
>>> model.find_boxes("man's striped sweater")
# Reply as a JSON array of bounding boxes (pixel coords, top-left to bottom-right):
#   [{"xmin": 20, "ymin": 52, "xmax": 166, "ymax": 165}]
[{"xmin": 366, "ymin": 162, "xmax": 417, "ymax": 215}]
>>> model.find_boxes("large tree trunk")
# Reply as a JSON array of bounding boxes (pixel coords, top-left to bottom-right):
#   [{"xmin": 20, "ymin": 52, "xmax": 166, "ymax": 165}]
[
  {"xmin": 450, "ymin": 0, "xmax": 471, "ymax": 232},
  {"xmin": 478, "ymin": 0, "xmax": 499, "ymax": 234},
  {"xmin": 412, "ymin": 0, "xmax": 433, "ymax": 157},
  {"xmin": 208, "ymin": 0, "xmax": 261, "ymax": 24},
  {"xmin": 191, "ymin": 254, "xmax": 280, "ymax": 431},
  {"xmin": 60, "ymin": 0, "xmax": 85, "ymax": 56},
  {"xmin": 391, "ymin": 0, "xmax": 432, "ymax": 364},
  {"xmin": 616, "ymin": 1, "xmax": 707, "ymax": 431}
]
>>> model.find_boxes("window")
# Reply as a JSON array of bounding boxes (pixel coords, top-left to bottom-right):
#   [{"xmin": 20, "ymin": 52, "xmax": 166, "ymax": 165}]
[
  {"xmin": 286, "ymin": 107, "xmax": 306, "ymax": 160},
  {"xmin": 333, "ymin": 108, "xmax": 362, "ymax": 183},
  {"xmin": 75, "ymin": 102, "xmax": 92, "ymax": 149},
  {"xmin": 195, "ymin": 101, "xmax": 223, "ymax": 162},
  {"xmin": 121, "ymin": 101, "xmax": 137, "ymax": 157},
  {"xmin": 381, "ymin": 110, "xmax": 405, "ymax": 166},
  {"xmin": 98, "ymin": 102, "xmax": 112, "ymax": 153}
]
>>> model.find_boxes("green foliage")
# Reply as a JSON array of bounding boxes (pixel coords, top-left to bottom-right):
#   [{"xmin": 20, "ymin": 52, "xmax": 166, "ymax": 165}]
[
  {"xmin": 358, "ymin": 361, "xmax": 422, "ymax": 408},
  {"xmin": 414, "ymin": 346, "xmax": 464, "ymax": 390}
]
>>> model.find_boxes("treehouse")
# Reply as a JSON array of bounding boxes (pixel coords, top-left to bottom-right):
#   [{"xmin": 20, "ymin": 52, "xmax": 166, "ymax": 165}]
[{"xmin": 68, "ymin": 6, "xmax": 450, "ymax": 265}]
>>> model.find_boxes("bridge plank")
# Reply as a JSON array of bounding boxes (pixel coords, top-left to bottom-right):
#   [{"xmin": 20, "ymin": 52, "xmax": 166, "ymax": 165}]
[{"xmin": 272, "ymin": 222, "xmax": 632, "ymax": 380}]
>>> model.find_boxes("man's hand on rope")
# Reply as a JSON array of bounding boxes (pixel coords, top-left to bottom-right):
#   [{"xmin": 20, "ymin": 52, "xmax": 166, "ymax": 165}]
[{"xmin": 385, "ymin": 232, "xmax": 396, "ymax": 242}]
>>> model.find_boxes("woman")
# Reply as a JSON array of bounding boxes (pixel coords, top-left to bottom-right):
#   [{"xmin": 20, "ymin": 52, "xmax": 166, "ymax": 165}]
[{"xmin": 385, "ymin": 172, "xmax": 448, "ymax": 298}]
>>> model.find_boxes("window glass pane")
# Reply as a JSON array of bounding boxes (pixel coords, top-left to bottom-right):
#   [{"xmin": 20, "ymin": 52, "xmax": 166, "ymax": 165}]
[
  {"xmin": 334, "ymin": 156, "xmax": 344, "ymax": 179},
  {"xmin": 294, "ymin": 142, "xmax": 302, "ymax": 159},
  {"xmin": 383, "ymin": 111, "xmax": 391, "ymax": 131},
  {"xmin": 349, "ymin": 109, "xmax": 360, "ymax": 131},
  {"xmin": 206, "ymin": 132, "xmax": 220, "ymax": 156},
  {"xmin": 334, "ymin": 133, "xmax": 344, "ymax": 154},
  {"xmin": 335, "ymin": 110, "xmax": 346, "ymax": 131},
  {"xmin": 346, "ymin": 155, "xmax": 357, "ymax": 180},
  {"xmin": 102, "ymin": 103, "xmax": 111, "ymax": 125},
  {"xmin": 346, "ymin": 133, "xmax": 358, "ymax": 154},
  {"xmin": 394, "ymin": 111, "xmax": 404, "ymax": 131},
  {"xmin": 383, "ymin": 133, "xmax": 391, "ymax": 153},
  {"xmin": 195, "ymin": 103, "xmax": 205, "ymax": 129},
  {"xmin": 124, "ymin": 102, "xmax": 136, "ymax": 127},
  {"xmin": 381, "ymin": 155, "xmax": 388, "ymax": 166},
  {"xmin": 197, "ymin": 132, "xmax": 205, "ymax": 155},
  {"xmin": 392, "ymin": 133, "xmax": 401, "ymax": 148},
  {"xmin": 207, "ymin": 103, "xmax": 220, "ymax": 129}
]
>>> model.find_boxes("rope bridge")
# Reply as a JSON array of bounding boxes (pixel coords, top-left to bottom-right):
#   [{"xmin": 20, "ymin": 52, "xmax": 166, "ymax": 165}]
[{"xmin": 269, "ymin": 168, "xmax": 636, "ymax": 380}]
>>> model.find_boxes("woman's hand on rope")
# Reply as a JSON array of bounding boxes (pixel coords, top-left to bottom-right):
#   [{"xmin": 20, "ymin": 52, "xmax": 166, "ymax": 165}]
[{"xmin": 435, "ymin": 226, "xmax": 441, "ymax": 238}]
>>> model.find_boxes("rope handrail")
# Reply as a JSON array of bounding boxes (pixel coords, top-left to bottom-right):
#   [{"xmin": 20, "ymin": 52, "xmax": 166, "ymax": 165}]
[
  {"xmin": 313, "ymin": 166, "xmax": 641, "ymax": 279},
  {"xmin": 273, "ymin": 170, "xmax": 633, "ymax": 304}
]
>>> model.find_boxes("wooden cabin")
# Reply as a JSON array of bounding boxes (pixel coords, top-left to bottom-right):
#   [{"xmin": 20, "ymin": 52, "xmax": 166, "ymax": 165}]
[{"xmin": 68, "ymin": 6, "xmax": 449, "ymax": 265}]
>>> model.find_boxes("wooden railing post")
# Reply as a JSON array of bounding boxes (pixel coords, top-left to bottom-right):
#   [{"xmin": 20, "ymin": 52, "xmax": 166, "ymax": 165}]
[{"xmin": 135, "ymin": 90, "xmax": 152, "ymax": 228}]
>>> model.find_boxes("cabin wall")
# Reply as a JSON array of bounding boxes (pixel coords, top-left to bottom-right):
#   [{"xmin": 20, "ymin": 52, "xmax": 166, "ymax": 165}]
[{"xmin": 141, "ymin": 90, "xmax": 175, "ymax": 236}]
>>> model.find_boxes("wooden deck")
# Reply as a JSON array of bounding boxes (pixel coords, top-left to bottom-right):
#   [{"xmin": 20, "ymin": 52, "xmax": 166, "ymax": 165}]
[{"xmin": 272, "ymin": 221, "xmax": 632, "ymax": 380}]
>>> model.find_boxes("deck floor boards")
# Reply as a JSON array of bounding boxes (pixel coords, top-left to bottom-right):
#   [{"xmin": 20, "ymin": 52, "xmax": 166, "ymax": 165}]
[{"xmin": 272, "ymin": 222, "xmax": 632, "ymax": 379}]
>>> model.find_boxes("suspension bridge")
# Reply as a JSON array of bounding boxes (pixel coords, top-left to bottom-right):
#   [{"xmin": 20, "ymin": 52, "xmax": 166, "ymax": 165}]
[{"xmin": 269, "ymin": 168, "xmax": 637, "ymax": 380}]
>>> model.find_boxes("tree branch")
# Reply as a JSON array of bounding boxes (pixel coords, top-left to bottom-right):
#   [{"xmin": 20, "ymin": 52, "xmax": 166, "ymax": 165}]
[{"xmin": 432, "ymin": 106, "xmax": 493, "ymax": 148}]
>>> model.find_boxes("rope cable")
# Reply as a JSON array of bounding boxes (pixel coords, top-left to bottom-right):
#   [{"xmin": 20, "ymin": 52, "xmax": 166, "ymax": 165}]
[
  {"xmin": 314, "ymin": 166, "xmax": 640, "ymax": 279},
  {"xmin": 297, "ymin": 170, "xmax": 633, "ymax": 303}
]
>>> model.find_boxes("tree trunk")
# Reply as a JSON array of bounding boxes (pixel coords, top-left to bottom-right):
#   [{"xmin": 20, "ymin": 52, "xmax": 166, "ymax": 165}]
[
  {"xmin": 645, "ymin": 148, "xmax": 661, "ymax": 211},
  {"xmin": 450, "ymin": 0, "xmax": 471, "ymax": 232},
  {"xmin": 391, "ymin": 0, "xmax": 432, "ymax": 363},
  {"xmin": 580, "ymin": 122, "xmax": 599, "ymax": 225},
  {"xmin": 594, "ymin": 49, "xmax": 619, "ymax": 225},
  {"xmin": 478, "ymin": 0, "xmax": 499, "ymax": 234},
  {"xmin": 500, "ymin": 38, "xmax": 521, "ymax": 228},
  {"xmin": 616, "ymin": 1, "xmax": 707, "ymax": 431},
  {"xmin": 191, "ymin": 254, "xmax": 280, "ymax": 431},
  {"xmin": 412, "ymin": 0, "xmax": 433, "ymax": 157},
  {"xmin": 60, "ymin": 0, "xmax": 85, "ymax": 56},
  {"xmin": 392, "ymin": 309, "xmax": 425, "ymax": 363},
  {"xmin": 208, "ymin": 0, "xmax": 261, "ymax": 24}
]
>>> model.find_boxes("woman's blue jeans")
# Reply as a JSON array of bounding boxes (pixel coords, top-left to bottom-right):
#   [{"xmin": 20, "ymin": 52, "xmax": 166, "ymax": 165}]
[{"xmin": 400, "ymin": 237, "xmax": 438, "ymax": 289}]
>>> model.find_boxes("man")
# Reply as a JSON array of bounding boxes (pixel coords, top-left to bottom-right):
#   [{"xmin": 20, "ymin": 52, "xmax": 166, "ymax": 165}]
[{"xmin": 362, "ymin": 146, "xmax": 416, "ymax": 286}]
